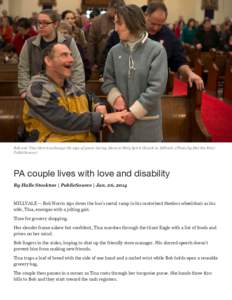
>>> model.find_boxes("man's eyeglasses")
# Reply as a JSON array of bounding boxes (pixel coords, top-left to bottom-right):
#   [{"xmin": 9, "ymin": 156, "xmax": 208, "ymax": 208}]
[{"xmin": 38, "ymin": 21, "xmax": 54, "ymax": 27}]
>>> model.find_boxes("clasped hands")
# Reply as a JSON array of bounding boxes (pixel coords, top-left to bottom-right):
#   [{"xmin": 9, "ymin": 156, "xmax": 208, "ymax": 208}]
[
  {"xmin": 95, "ymin": 96, "xmax": 135, "ymax": 133},
  {"xmin": 112, "ymin": 96, "xmax": 135, "ymax": 126}
]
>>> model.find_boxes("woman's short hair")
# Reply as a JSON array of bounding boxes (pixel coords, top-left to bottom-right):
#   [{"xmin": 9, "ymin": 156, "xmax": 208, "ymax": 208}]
[{"xmin": 116, "ymin": 5, "xmax": 146, "ymax": 37}]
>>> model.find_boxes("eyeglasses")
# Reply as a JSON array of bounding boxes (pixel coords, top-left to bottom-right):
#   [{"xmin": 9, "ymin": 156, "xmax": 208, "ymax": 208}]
[{"xmin": 38, "ymin": 21, "xmax": 54, "ymax": 27}]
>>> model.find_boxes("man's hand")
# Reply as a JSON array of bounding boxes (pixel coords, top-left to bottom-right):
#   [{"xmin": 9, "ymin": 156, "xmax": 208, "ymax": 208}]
[
  {"xmin": 104, "ymin": 110, "xmax": 127, "ymax": 125},
  {"xmin": 123, "ymin": 111, "xmax": 136, "ymax": 126},
  {"xmin": 178, "ymin": 65, "xmax": 204, "ymax": 91},
  {"xmin": 113, "ymin": 96, "xmax": 127, "ymax": 111},
  {"xmin": 196, "ymin": 43, "xmax": 202, "ymax": 50},
  {"xmin": 20, "ymin": 92, "xmax": 27, "ymax": 99},
  {"xmin": 188, "ymin": 71, "xmax": 204, "ymax": 90},
  {"xmin": 95, "ymin": 105, "xmax": 107, "ymax": 115},
  {"xmin": 95, "ymin": 105, "xmax": 114, "ymax": 132}
]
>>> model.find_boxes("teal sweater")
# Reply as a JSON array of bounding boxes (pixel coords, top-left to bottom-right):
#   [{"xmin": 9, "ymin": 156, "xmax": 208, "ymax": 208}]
[{"xmin": 181, "ymin": 26, "xmax": 198, "ymax": 45}]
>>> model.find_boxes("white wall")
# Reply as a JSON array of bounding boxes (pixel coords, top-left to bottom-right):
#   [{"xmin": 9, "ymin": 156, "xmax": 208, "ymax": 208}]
[
  {"xmin": 9, "ymin": 0, "xmax": 82, "ymax": 17},
  {"xmin": 194, "ymin": 0, "xmax": 232, "ymax": 24},
  {"xmin": 7, "ymin": 0, "xmax": 232, "ymax": 23},
  {"xmin": 163, "ymin": 0, "xmax": 232, "ymax": 24},
  {"xmin": 0, "ymin": 0, "xmax": 9, "ymax": 12}
]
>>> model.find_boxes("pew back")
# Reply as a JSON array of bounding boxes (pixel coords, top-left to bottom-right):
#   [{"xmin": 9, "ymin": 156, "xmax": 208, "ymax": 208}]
[
  {"xmin": 0, "ymin": 96, "xmax": 23, "ymax": 142},
  {"xmin": 0, "ymin": 64, "xmax": 18, "ymax": 96},
  {"xmin": 223, "ymin": 54, "xmax": 232, "ymax": 100},
  {"xmin": 0, "ymin": 88, "xmax": 207, "ymax": 142},
  {"xmin": 0, "ymin": 80, "xmax": 18, "ymax": 96},
  {"xmin": 0, "ymin": 64, "xmax": 18, "ymax": 80}
]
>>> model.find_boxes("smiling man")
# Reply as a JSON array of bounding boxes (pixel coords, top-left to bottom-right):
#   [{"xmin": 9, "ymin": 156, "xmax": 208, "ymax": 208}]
[
  {"xmin": 18, "ymin": 9, "xmax": 85, "ymax": 99},
  {"xmin": 23, "ymin": 43, "xmax": 127, "ymax": 142}
]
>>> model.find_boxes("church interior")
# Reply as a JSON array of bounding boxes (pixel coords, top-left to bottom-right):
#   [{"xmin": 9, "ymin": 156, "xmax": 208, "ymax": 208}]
[{"xmin": 0, "ymin": 0, "xmax": 232, "ymax": 142}]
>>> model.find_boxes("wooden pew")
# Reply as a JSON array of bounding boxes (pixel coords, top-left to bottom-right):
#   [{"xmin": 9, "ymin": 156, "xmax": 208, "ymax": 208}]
[
  {"xmin": 162, "ymin": 85, "xmax": 209, "ymax": 142},
  {"xmin": 0, "ymin": 78, "xmax": 104, "ymax": 97},
  {"xmin": 0, "ymin": 64, "xmax": 18, "ymax": 96},
  {"xmin": 89, "ymin": 69, "xmax": 101, "ymax": 80},
  {"xmin": 193, "ymin": 90, "xmax": 212, "ymax": 142},
  {"xmin": 86, "ymin": 79, "xmax": 103, "ymax": 96},
  {"xmin": 194, "ymin": 50, "xmax": 215, "ymax": 84},
  {"xmin": 86, "ymin": 74, "xmax": 175, "ymax": 98},
  {"xmin": 0, "ymin": 80, "xmax": 18, "ymax": 96},
  {"xmin": 0, "ymin": 96, "xmax": 23, "ymax": 142},
  {"xmin": 0, "ymin": 71, "xmax": 174, "ymax": 98},
  {"xmin": 0, "ymin": 85, "xmax": 209, "ymax": 142},
  {"xmin": 86, "ymin": 75, "xmax": 207, "ymax": 141},
  {"xmin": 0, "ymin": 53, "xmax": 5, "ymax": 64},
  {"xmin": 206, "ymin": 51, "xmax": 227, "ymax": 97},
  {"xmin": 0, "ymin": 64, "xmax": 18, "ymax": 80},
  {"xmin": 223, "ymin": 53, "xmax": 232, "ymax": 101},
  {"xmin": 95, "ymin": 89, "xmax": 206, "ymax": 142},
  {"xmin": 0, "ymin": 77, "xmax": 103, "ymax": 97},
  {"xmin": 183, "ymin": 44, "xmax": 197, "ymax": 68},
  {"xmin": 165, "ymin": 71, "xmax": 175, "ymax": 94},
  {"xmin": 162, "ymin": 93, "xmax": 194, "ymax": 142}
]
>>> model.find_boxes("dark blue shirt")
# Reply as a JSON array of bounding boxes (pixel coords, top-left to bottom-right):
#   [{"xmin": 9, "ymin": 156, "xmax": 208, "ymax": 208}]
[{"xmin": 149, "ymin": 26, "xmax": 187, "ymax": 72}]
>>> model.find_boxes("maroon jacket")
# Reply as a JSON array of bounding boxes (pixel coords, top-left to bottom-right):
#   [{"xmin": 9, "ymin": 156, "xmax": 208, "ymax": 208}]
[
  {"xmin": 0, "ymin": 25, "xmax": 13, "ymax": 44},
  {"xmin": 12, "ymin": 28, "xmax": 37, "ymax": 55}
]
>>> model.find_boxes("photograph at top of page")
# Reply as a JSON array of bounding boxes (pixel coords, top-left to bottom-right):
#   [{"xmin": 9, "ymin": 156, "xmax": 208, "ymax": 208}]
[{"xmin": 0, "ymin": 0, "xmax": 232, "ymax": 142}]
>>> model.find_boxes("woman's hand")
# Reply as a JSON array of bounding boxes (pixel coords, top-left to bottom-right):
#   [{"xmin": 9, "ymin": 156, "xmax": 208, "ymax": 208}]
[
  {"xmin": 123, "ymin": 111, "xmax": 136, "ymax": 126},
  {"xmin": 113, "ymin": 96, "xmax": 127, "ymax": 111}
]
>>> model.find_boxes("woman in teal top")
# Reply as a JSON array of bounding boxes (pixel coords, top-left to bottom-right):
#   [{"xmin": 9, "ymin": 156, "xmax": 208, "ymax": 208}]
[{"xmin": 181, "ymin": 18, "xmax": 198, "ymax": 45}]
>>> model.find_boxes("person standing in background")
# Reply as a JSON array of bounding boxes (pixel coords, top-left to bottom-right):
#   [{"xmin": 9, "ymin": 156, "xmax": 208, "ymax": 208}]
[
  {"xmin": 18, "ymin": 9, "xmax": 85, "ymax": 99},
  {"xmin": 195, "ymin": 18, "xmax": 219, "ymax": 51},
  {"xmin": 181, "ymin": 18, "xmax": 198, "ymax": 45},
  {"xmin": 87, "ymin": 0, "xmax": 125, "ymax": 75},
  {"xmin": 145, "ymin": 2, "xmax": 204, "ymax": 90},
  {"xmin": 0, "ymin": 16, "xmax": 13, "ymax": 47},
  {"xmin": 61, "ymin": 10, "xmax": 87, "ymax": 50},
  {"xmin": 12, "ymin": 18, "xmax": 37, "ymax": 55},
  {"xmin": 1, "ymin": 9, "xmax": 13, "ymax": 26}
]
